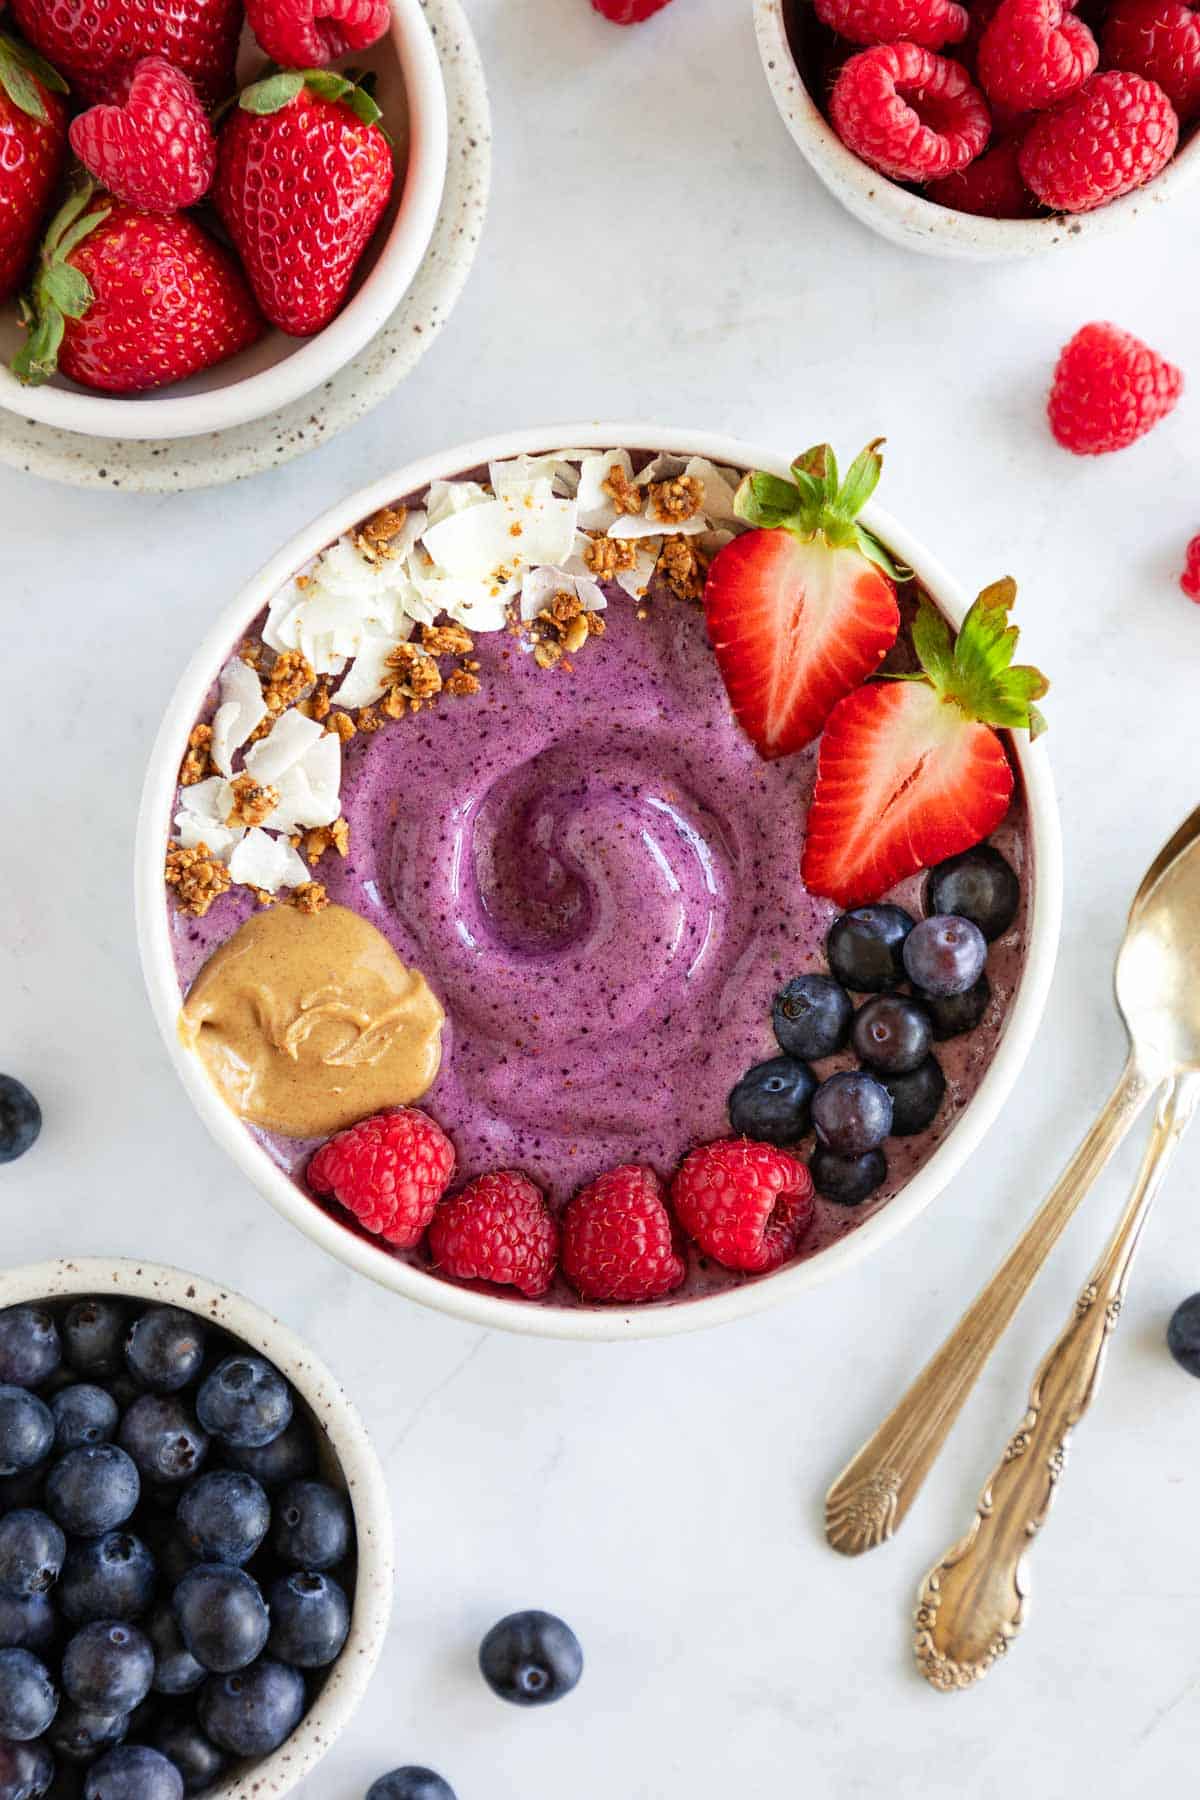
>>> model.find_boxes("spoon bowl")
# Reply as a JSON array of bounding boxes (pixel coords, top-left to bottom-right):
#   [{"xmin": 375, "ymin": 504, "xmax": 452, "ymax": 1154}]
[{"xmin": 1116, "ymin": 818, "xmax": 1200, "ymax": 1076}]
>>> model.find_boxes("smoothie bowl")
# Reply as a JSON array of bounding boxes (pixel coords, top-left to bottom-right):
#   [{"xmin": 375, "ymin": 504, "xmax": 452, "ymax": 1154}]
[{"xmin": 136, "ymin": 425, "xmax": 1061, "ymax": 1340}]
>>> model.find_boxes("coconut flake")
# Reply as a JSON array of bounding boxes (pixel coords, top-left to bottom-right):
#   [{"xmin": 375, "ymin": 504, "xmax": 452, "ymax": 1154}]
[
  {"xmin": 489, "ymin": 456, "xmax": 582, "ymax": 499},
  {"xmin": 684, "ymin": 458, "xmax": 741, "ymax": 526},
  {"xmin": 243, "ymin": 709, "xmax": 325, "ymax": 784},
  {"xmin": 575, "ymin": 450, "xmax": 634, "ymax": 532},
  {"xmin": 210, "ymin": 659, "xmax": 267, "ymax": 777},
  {"xmin": 229, "ymin": 829, "xmax": 312, "ymax": 894},
  {"xmin": 519, "ymin": 565, "xmax": 608, "ymax": 622},
  {"xmin": 174, "ymin": 815, "xmax": 244, "ymax": 861},
  {"xmin": 419, "ymin": 480, "xmax": 577, "ymax": 584},
  {"xmin": 409, "ymin": 572, "xmax": 515, "ymax": 634},
  {"xmin": 607, "ymin": 508, "xmax": 706, "ymax": 541},
  {"xmin": 425, "ymin": 479, "xmax": 491, "ymax": 528},
  {"xmin": 332, "ymin": 629, "xmax": 410, "ymax": 709}
]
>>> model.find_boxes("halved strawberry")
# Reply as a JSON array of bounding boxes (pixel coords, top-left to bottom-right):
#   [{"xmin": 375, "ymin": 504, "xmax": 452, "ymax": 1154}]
[
  {"xmin": 703, "ymin": 440, "xmax": 902, "ymax": 760},
  {"xmin": 802, "ymin": 579, "xmax": 1048, "ymax": 907}
]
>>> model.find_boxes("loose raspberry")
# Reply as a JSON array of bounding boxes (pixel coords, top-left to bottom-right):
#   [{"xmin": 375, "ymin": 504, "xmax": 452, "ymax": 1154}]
[
  {"xmin": 830, "ymin": 44, "xmax": 991, "ymax": 182},
  {"xmin": 68, "ymin": 58, "xmax": 216, "ymax": 213},
  {"xmin": 1019, "ymin": 71, "xmax": 1179, "ymax": 210},
  {"xmin": 428, "ymin": 1171, "xmax": 558, "ymax": 1299},
  {"xmin": 978, "ymin": 0, "xmax": 1097, "ymax": 111},
  {"xmin": 1179, "ymin": 533, "xmax": 1200, "ymax": 600},
  {"xmin": 926, "ymin": 135, "xmax": 1039, "ymax": 213},
  {"xmin": 307, "ymin": 1107, "xmax": 455, "ymax": 1247},
  {"xmin": 670, "ymin": 1141, "xmax": 815, "ymax": 1275},
  {"xmin": 591, "ymin": 0, "xmax": 673, "ymax": 19},
  {"xmin": 1101, "ymin": 0, "xmax": 1200, "ymax": 124},
  {"xmin": 815, "ymin": 0, "xmax": 968, "ymax": 50},
  {"xmin": 1047, "ymin": 321, "xmax": 1183, "ymax": 454},
  {"xmin": 245, "ymin": 0, "xmax": 390, "ymax": 67},
  {"xmin": 561, "ymin": 1166, "xmax": 686, "ymax": 1304}
]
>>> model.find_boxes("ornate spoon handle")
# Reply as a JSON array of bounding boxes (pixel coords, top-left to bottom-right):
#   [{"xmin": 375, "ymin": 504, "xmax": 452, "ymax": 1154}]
[
  {"xmin": 824, "ymin": 1056, "xmax": 1155, "ymax": 1556},
  {"xmin": 914, "ymin": 1072, "xmax": 1200, "ymax": 1689}
]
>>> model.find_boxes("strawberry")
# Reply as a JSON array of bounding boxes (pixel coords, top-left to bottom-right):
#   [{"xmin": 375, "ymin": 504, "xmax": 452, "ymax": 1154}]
[
  {"xmin": 10, "ymin": 0, "xmax": 242, "ymax": 106},
  {"xmin": 12, "ymin": 179, "xmax": 264, "ymax": 393},
  {"xmin": 69, "ymin": 56, "xmax": 216, "ymax": 213},
  {"xmin": 0, "ymin": 31, "xmax": 68, "ymax": 306},
  {"xmin": 703, "ymin": 442, "xmax": 902, "ymax": 760},
  {"xmin": 802, "ymin": 580, "xmax": 1048, "ymax": 907},
  {"xmin": 214, "ymin": 68, "xmax": 393, "ymax": 338}
]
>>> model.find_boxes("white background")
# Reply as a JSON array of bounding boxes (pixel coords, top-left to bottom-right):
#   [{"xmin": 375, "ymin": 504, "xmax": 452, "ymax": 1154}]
[{"xmin": 3, "ymin": 1, "xmax": 1200, "ymax": 1795}]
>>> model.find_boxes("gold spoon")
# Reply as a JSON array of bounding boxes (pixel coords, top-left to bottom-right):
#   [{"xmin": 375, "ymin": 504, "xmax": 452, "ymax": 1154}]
[{"xmin": 825, "ymin": 803, "xmax": 1200, "ymax": 1558}]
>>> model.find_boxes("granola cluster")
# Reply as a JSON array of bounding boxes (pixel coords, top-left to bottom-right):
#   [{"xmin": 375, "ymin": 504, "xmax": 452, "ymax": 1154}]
[
  {"xmin": 583, "ymin": 534, "xmax": 639, "ymax": 583},
  {"xmin": 352, "ymin": 504, "xmax": 409, "ymax": 563},
  {"xmin": 165, "ymin": 843, "xmax": 231, "ymax": 918},
  {"xmin": 226, "ymin": 774, "xmax": 279, "ymax": 828},
  {"xmin": 528, "ymin": 589, "xmax": 606, "ymax": 671},
  {"xmin": 179, "ymin": 724, "xmax": 214, "ymax": 787}
]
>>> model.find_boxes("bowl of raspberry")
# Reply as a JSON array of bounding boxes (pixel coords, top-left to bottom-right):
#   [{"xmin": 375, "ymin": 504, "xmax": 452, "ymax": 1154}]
[
  {"xmin": 0, "ymin": 1257, "xmax": 392, "ymax": 1797},
  {"xmin": 754, "ymin": 0, "xmax": 1200, "ymax": 257},
  {"xmin": 136, "ymin": 422, "xmax": 1062, "ymax": 1341},
  {"xmin": 0, "ymin": 0, "xmax": 448, "ymax": 439}
]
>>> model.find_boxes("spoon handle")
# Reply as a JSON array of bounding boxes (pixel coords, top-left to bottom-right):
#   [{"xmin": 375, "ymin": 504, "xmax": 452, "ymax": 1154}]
[
  {"xmin": 914, "ymin": 1072, "xmax": 1200, "ymax": 1689},
  {"xmin": 824, "ymin": 1055, "xmax": 1154, "ymax": 1556}
]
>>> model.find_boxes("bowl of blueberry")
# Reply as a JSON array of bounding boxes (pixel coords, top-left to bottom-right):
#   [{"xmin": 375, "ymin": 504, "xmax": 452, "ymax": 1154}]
[{"xmin": 0, "ymin": 1257, "xmax": 392, "ymax": 1798}]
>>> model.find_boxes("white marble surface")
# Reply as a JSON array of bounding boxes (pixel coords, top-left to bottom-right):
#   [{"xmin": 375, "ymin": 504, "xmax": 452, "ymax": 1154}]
[{"xmin": 3, "ymin": 1, "xmax": 1200, "ymax": 1794}]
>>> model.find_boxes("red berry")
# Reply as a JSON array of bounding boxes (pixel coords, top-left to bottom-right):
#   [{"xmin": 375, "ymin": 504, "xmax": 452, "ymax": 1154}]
[
  {"xmin": 10, "ymin": 0, "xmax": 241, "ymax": 105},
  {"xmin": 830, "ymin": 43, "xmax": 991, "ymax": 182},
  {"xmin": 69, "ymin": 57, "xmax": 216, "ymax": 213},
  {"xmin": 1180, "ymin": 533, "xmax": 1200, "ymax": 601},
  {"xmin": 428, "ymin": 1171, "xmax": 558, "ymax": 1299},
  {"xmin": 1101, "ymin": 0, "xmax": 1200, "ymax": 124},
  {"xmin": 307, "ymin": 1107, "xmax": 455, "ymax": 1248},
  {"xmin": 591, "ymin": 0, "xmax": 673, "ymax": 20},
  {"xmin": 1019, "ymin": 70, "xmax": 1179, "ymax": 211},
  {"xmin": 0, "ymin": 33, "xmax": 68, "ymax": 307},
  {"xmin": 977, "ymin": 0, "xmax": 1097, "ymax": 111},
  {"xmin": 926, "ymin": 134, "xmax": 1039, "ymax": 214},
  {"xmin": 1047, "ymin": 321, "xmax": 1182, "ymax": 454},
  {"xmin": 670, "ymin": 1141, "xmax": 814, "ymax": 1275},
  {"xmin": 561, "ymin": 1166, "xmax": 686, "ymax": 1304},
  {"xmin": 814, "ymin": 0, "xmax": 968, "ymax": 50},
  {"xmin": 246, "ymin": 0, "xmax": 390, "ymax": 68}
]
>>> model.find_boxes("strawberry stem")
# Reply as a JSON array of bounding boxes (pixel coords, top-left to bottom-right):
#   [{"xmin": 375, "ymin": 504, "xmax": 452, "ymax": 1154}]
[
  {"xmin": 734, "ymin": 439, "xmax": 909, "ymax": 580},
  {"xmin": 11, "ymin": 178, "xmax": 108, "ymax": 387}
]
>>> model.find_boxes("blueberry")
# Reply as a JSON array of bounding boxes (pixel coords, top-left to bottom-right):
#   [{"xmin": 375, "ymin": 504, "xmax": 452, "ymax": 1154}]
[
  {"xmin": 926, "ymin": 844, "xmax": 1019, "ymax": 942},
  {"xmin": 46, "ymin": 1448, "xmax": 139, "ymax": 1539},
  {"xmin": 771, "ymin": 974, "xmax": 853, "ymax": 1060},
  {"xmin": 478, "ymin": 1610, "xmax": 583, "ymax": 1707},
  {"xmin": 62, "ymin": 1307, "xmax": 126, "ymax": 1384},
  {"xmin": 826, "ymin": 906, "xmax": 914, "ymax": 993},
  {"xmin": 48, "ymin": 1700, "xmax": 128, "ymax": 1765},
  {"xmin": 144, "ymin": 1606, "xmax": 205, "ymax": 1699},
  {"xmin": 0, "ymin": 1592, "xmax": 56, "ymax": 1656},
  {"xmin": 82, "ymin": 1746, "xmax": 182, "ymax": 1800},
  {"xmin": 0, "ymin": 1512, "xmax": 65, "ymax": 1599},
  {"xmin": 0, "ymin": 1079, "xmax": 41, "ymax": 1167},
  {"xmin": 852, "ymin": 995, "xmax": 932, "ymax": 1075},
  {"xmin": 195, "ymin": 1358, "xmax": 291, "ymax": 1451},
  {"xmin": 51, "ymin": 1390, "xmax": 119, "ymax": 1455},
  {"xmin": 271, "ymin": 1480, "xmax": 351, "ymax": 1572},
  {"xmin": 59, "ymin": 1535, "xmax": 155, "ymax": 1625},
  {"xmin": 0, "ymin": 1310, "xmax": 61, "ymax": 1391},
  {"xmin": 267, "ymin": 1571, "xmax": 349, "ymax": 1669},
  {"xmin": 0, "ymin": 1737, "xmax": 53, "ymax": 1799},
  {"xmin": 811, "ymin": 1071, "xmax": 892, "ymax": 1157},
  {"xmin": 923, "ymin": 974, "xmax": 992, "ymax": 1041},
  {"xmin": 118, "ymin": 1399, "xmax": 208, "ymax": 1487},
  {"xmin": 0, "ymin": 1392, "xmax": 54, "ymax": 1478},
  {"xmin": 124, "ymin": 1312, "xmax": 205, "ymax": 1397},
  {"xmin": 1167, "ymin": 1294, "xmax": 1200, "ymax": 1378},
  {"xmin": 62, "ymin": 1623, "xmax": 153, "ymax": 1714},
  {"xmin": 172, "ymin": 1566, "xmax": 269, "ymax": 1674},
  {"xmin": 903, "ymin": 914, "xmax": 987, "ymax": 998},
  {"xmin": 727, "ymin": 1056, "xmax": 817, "ymax": 1145},
  {"xmin": 150, "ymin": 1714, "xmax": 227, "ymax": 1795},
  {"xmin": 176, "ymin": 1472, "xmax": 269, "ymax": 1568},
  {"xmin": 198, "ymin": 1658, "xmax": 305, "ymax": 1756},
  {"xmin": 881, "ymin": 1057, "xmax": 946, "ymax": 1136},
  {"xmin": 367, "ymin": 1773, "xmax": 456, "ymax": 1800},
  {"xmin": 221, "ymin": 1415, "xmax": 315, "ymax": 1491},
  {"xmin": 810, "ymin": 1145, "xmax": 888, "ymax": 1206},
  {"xmin": 0, "ymin": 1648, "xmax": 57, "ymax": 1740}
]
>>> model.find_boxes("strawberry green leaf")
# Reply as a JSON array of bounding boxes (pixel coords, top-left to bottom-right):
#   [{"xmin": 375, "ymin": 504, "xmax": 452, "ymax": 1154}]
[
  {"xmin": 341, "ymin": 83, "xmax": 383, "ymax": 128},
  {"xmin": 11, "ymin": 307, "xmax": 63, "ymax": 384},
  {"xmin": 303, "ymin": 69, "xmax": 355, "ymax": 102},
  {"xmin": 910, "ymin": 595, "xmax": 955, "ymax": 688},
  {"xmin": 239, "ymin": 69, "xmax": 305, "ymax": 113},
  {"xmin": 735, "ymin": 439, "xmax": 910, "ymax": 588},
  {"xmin": 41, "ymin": 262, "xmax": 91, "ymax": 320},
  {"xmin": 0, "ymin": 32, "xmax": 67, "ymax": 118},
  {"xmin": 734, "ymin": 470, "xmax": 803, "ymax": 531},
  {"xmin": 908, "ymin": 577, "xmax": 1049, "ymax": 736},
  {"xmin": 10, "ymin": 179, "xmax": 105, "ymax": 387},
  {"xmin": 836, "ymin": 439, "xmax": 884, "ymax": 519}
]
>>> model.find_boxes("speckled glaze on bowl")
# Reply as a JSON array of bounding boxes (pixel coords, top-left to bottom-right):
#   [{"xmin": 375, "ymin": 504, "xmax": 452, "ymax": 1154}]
[
  {"xmin": 754, "ymin": 0, "xmax": 1200, "ymax": 260},
  {"xmin": 0, "ymin": 1257, "xmax": 393, "ymax": 1799}
]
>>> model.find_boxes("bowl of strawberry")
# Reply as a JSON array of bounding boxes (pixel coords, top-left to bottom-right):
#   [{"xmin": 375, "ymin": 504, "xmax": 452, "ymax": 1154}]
[
  {"xmin": 0, "ymin": 0, "xmax": 447, "ymax": 439},
  {"xmin": 754, "ymin": 0, "xmax": 1200, "ymax": 256}
]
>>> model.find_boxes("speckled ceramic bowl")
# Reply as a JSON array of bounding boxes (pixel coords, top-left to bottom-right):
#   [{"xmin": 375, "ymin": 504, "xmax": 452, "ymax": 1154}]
[{"xmin": 0, "ymin": 1257, "xmax": 393, "ymax": 1799}]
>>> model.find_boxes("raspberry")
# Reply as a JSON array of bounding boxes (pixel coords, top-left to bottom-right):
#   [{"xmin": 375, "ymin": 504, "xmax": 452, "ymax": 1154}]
[
  {"xmin": 1019, "ymin": 71, "xmax": 1179, "ymax": 210},
  {"xmin": 1180, "ymin": 533, "xmax": 1200, "ymax": 601},
  {"xmin": 670, "ymin": 1141, "xmax": 815, "ymax": 1275},
  {"xmin": 427, "ymin": 1172, "xmax": 558, "ymax": 1299},
  {"xmin": 1047, "ymin": 321, "xmax": 1183, "ymax": 454},
  {"xmin": 591, "ymin": 0, "xmax": 673, "ymax": 19},
  {"xmin": 1101, "ymin": 0, "xmax": 1200, "ymax": 124},
  {"xmin": 68, "ymin": 58, "xmax": 216, "ymax": 213},
  {"xmin": 926, "ymin": 135, "xmax": 1039, "ymax": 213},
  {"xmin": 561, "ymin": 1166, "xmax": 685, "ymax": 1304},
  {"xmin": 307, "ymin": 1108, "xmax": 455, "ymax": 1247},
  {"xmin": 814, "ymin": 0, "xmax": 968, "ymax": 50},
  {"xmin": 978, "ymin": 0, "xmax": 1097, "ymax": 111},
  {"xmin": 829, "ymin": 44, "xmax": 991, "ymax": 182},
  {"xmin": 245, "ymin": 0, "xmax": 390, "ymax": 66}
]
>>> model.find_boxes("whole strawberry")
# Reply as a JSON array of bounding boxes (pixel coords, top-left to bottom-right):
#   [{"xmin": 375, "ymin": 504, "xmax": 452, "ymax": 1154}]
[
  {"xmin": 69, "ymin": 56, "xmax": 216, "ymax": 212},
  {"xmin": 215, "ymin": 68, "xmax": 393, "ymax": 338},
  {"xmin": 0, "ymin": 31, "xmax": 67, "ymax": 305},
  {"xmin": 12, "ymin": 180, "xmax": 263, "ymax": 392},
  {"xmin": 246, "ymin": 0, "xmax": 389, "ymax": 67},
  {"xmin": 1047, "ymin": 321, "xmax": 1183, "ymax": 454},
  {"xmin": 10, "ymin": 0, "xmax": 242, "ymax": 105}
]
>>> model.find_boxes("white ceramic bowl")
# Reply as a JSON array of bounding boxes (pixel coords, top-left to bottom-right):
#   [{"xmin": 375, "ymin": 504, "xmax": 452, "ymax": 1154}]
[
  {"xmin": 0, "ymin": 0, "xmax": 448, "ymax": 440},
  {"xmin": 754, "ymin": 0, "xmax": 1200, "ymax": 260},
  {"xmin": 136, "ymin": 422, "xmax": 1063, "ymax": 1342},
  {"xmin": 0, "ymin": 1256, "xmax": 393, "ymax": 1798}
]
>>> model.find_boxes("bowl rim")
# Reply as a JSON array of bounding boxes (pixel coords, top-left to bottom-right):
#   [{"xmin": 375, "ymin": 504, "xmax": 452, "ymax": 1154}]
[
  {"xmin": 135, "ymin": 420, "xmax": 1064, "ymax": 1343},
  {"xmin": 0, "ymin": 1254, "xmax": 393, "ymax": 1800},
  {"xmin": 0, "ymin": 0, "xmax": 449, "ymax": 442},
  {"xmin": 753, "ymin": 0, "xmax": 1200, "ymax": 257}
]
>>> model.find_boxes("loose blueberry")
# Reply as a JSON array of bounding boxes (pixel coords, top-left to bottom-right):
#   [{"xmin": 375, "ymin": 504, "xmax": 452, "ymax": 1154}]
[
  {"xmin": 367, "ymin": 1773, "xmax": 456, "ymax": 1800},
  {"xmin": 195, "ymin": 1358, "xmax": 291, "ymax": 1452},
  {"xmin": 0, "ymin": 1737, "xmax": 53, "ymax": 1799},
  {"xmin": 771, "ymin": 974, "xmax": 853, "ymax": 1061},
  {"xmin": 172, "ymin": 1566, "xmax": 269, "ymax": 1674},
  {"xmin": 118, "ymin": 1399, "xmax": 208, "ymax": 1487},
  {"xmin": 810, "ymin": 1145, "xmax": 888, "ymax": 1206},
  {"xmin": 811, "ymin": 1071, "xmax": 892, "ymax": 1157},
  {"xmin": 62, "ymin": 1306, "xmax": 126, "ymax": 1383},
  {"xmin": 1167, "ymin": 1293, "xmax": 1200, "ymax": 1378},
  {"xmin": 59, "ymin": 1535, "xmax": 155, "ymax": 1625},
  {"xmin": 62, "ymin": 1623, "xmax": 154, "ymax": 1714},
  {"xmin": 903, "ymin": 914, "xmax": 987, "ymax": 998},
  {"xmin": 145, "ymin": 1606, "xmax": 206, "ymax": 1698},
  {"xmin": 176, "ymin": 1472, "xmax": 269, "ymax": 1568},
  {"xmin": 880, "ymin": 1058, "xmax": 947, "ymax": 1136},
  {"xmin": 0, "ymin": 1079, "xmax": 41, "ymax": 1167},
  {"xmin": 852, "ymin": 995, "xmax": 932, "ymax": 1075},
  {"xmin": 271, "ymin": 1480, "xmax": 351, "ymax": 1573},
  {"xmin": 0, "ymin": 1648, "xmax": 57, "ymax": 1740},
  {"xmin": 926, "ymin": 844, "xmax": 1019, "ymax": 942},
  {"xmin": 198, "ymin": 1658, "xmax": 305, "ymax": 1756},
  {"xmin": 221, "ymin": 1415, "xmax": 315, "ymax": 1491},
  {"xmin": 478, "ymin": 1610, "xmax": 583, "ymax": 1707},
  {"xmin": 0, "ymin": 1592, "xmax": 56, "ymax": 1657},
  {"xmin": 51, "ymin": 1389, "xmax": 119, "ymax": 1455},
  {"xmin": 82, "ymin": 1745, "xmax": 183, "ymax": 1800},
  {"xmin": 922, "ymin": 974, "xmax": 992, "ymax": 1041},
  {"xmin": 0, "ymin": 1310, "xmax": 60, "ymax": 1391},
  {"xmin": 48, "ymin": 1699, "xmax": 128, "ymax": 1765},
  {"xmin": 267, "ymin": 1571, "xmax": 350, "ymax": 1669},
  {"xmin": 826, "ymin": 906, "xmax": 914, "ymax": 993},
  {"xmin": 46, "ymin": 1448, "xmax": 139, "ymax": 1539},
  {"xmin": 151, "ymin": 1714, "xmax": 227, "ymax": 1795},
  {"xmin": 0, "ymin": 1512, "xmax": 65, "ymax": 1599},
  {"xmin": 124, "ymin": 1311, "xmax": 205, "ymax": 1397},
  {"xmin": 0, "ymin": 1392, "xmax": 53, "ymax": 1479},
  {"xmin": 727, "ymin": 1056, "xmax": 817, "ymax": 1145}
]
